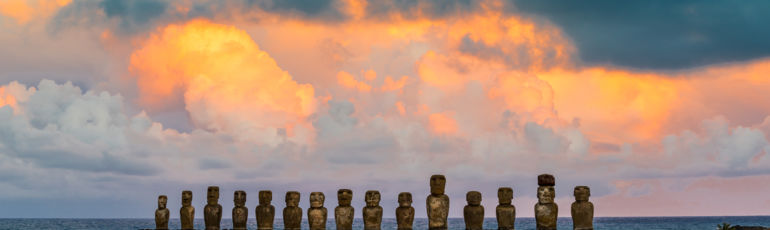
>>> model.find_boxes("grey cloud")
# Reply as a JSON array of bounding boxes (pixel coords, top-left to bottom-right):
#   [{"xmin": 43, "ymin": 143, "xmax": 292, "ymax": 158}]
[
  {"xmin": 314, "ymin": 100, "xmax": 398, "ymax": 164},
  {"xmin": 198, "ymin": 157, "xmax": 232, "ymax": 170},
  {"xmin": 524, "ymin": 122, "xmax": 569, "ymax": 155},
  {"xmin": 365, "ymin": 0, "xmax": 483, "ymax": 20},
  {"xmin": 509, "ymin": 0, "xmax": 770, "ymax": 69},
  {"xmin": 0, "ymin": 80, "xmax": 160, "ymax": 176}
]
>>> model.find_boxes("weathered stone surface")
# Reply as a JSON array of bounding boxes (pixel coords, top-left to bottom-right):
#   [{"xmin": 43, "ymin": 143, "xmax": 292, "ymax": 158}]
[
  {"xmin": 535, "ymin": 174, "xmax": 557, "ymax": 230},
  {"xmin": 308, "ymin": 192, "xmax": 327, "ymax": 230},
  {"xmin": 155, "ymin": 195, "xmax": 169, "ymax": 230},
  {"xmin": 335, "ymin": 189, "xmax": 354, "ymax": 230},
  {"xmin": 538, "ymin": 174, "xmax": 555, "ymax": 187},
  {"xmin": 363, "ymin": 190, "xmax": 383, "ymax": 230},
  {"xmin": 496, "ymin": 187, "xmax": 515, "ymax": 230},
  {"xmin": 256, "ymin": 190, "xmax": 275, "ymax": 230},
  {"xmin": 571, "ymin": 186, "xmax": 593, "ymax": 230},
  {"xmin": 283, "ymin": 191, "xmax": 302, "ymax": 230},
  {"xmin": 426, "ymin": 174, "xmax": 449, "ymax": 230},
  {"xmin": 396, "ymin": 192, "xmax": 414, "ymax": 230},
  {"xmin": 180, "ymin": 190, "xmax": 195, "ymax": 230},
  {"xmin": 204, "ymin": 186, "xmax": 223, "ymax": 230},
  {"xmin": 463, "ymin": 191, "xmax": 484, "ymax": 230},
  {"xmin": 232, "ymin": 190, "xmax": 248, "ymax": 230}
]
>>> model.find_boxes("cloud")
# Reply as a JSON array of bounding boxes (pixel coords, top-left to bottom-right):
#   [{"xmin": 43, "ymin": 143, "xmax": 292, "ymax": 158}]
[
  {"xmin": 129, "ymin": 19, "xmax": 317, "ymax": 145},
  {"xmin": 0, "ymin": 80, "xmax": 160, "ymax": 176},
  {"xmin": 0, "ymin": 0, "xmax": 71, "ymax": 25},
  {"xmin": 509, "ymin": 0, "xmax": 770, "ymax": 69}
]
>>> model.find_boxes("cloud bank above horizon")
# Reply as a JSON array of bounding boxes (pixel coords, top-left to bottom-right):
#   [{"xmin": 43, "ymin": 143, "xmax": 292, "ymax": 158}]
[{"xmin": 1, "ymin": 0, "xmax": 770, "ymax": 218}]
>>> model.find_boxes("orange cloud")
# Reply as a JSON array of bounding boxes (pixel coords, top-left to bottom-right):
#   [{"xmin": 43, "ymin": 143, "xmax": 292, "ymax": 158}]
[
  {"xmin": 0, "ymin": 0, "xmax": 70, "ymax": 25},
  {"xmin": 538, "ymin": 68, "xmax": 680, "ymax": 145},
  {"xmin": 337, "ymin": 71, "xmax": 372, "ymax": 92},
  {"xmin": 429, "ymin": 112, "xmax": 458, "ymax": 135},
  {"xmin": 0, "ymin": 86, "xmax": 18, "ymax": 111},
  {"xmin": 381, "ymin": 76, "xmax": 408, "ymax": 92},
  {"xmin": 130, "ymin": 19, "xmax": 316, "ymax": 143}
]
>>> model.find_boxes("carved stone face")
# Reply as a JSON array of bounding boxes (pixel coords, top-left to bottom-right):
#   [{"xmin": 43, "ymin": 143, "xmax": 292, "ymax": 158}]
[
  {"xmin": 574, "ymin": 186, "xmax": 590, "ymax": 202},
  {"xmin": 430, "ymin": 174, "xmax": 446, "ymax": 195},
  {"xmin": 182, "ymin": 190, "xmax": 192, "ymax": 207},
  {"xmin": 365, "ymin": 190, "xmax": 381, "ymax": 207},
  {"xmin": 398, "ymin": 192, "xmax": 412, "ymax": 207},
  {"xmin": 207, "ymin": 186, "xmax": 220, "ymax": 205},
  {"xmin": 310, "ymin": 192, "xmax": 325, "ymax": 208},
  {"xmin": 537, "ymin": 186, "xmax": 555, "ymax": 204},
  {"xmin": 337, "ymin": 189, "xmax": 352, "ymax": 206},
  {"xmin": 259, "ymin": 190, "xmax": 272, "ymax": 205},
  {"xmin": 234, "ymin": 190, "xmax": 246, "ymax": 207},
  {"xmin": 158, "ymin": 195, "xmax": 168, "ymax": 209},
  {"xmin": 285, "ymin": 191, "xmax": 300, "ymax": 207},
  {"xmin": 466, "ymin": 191, "xmax": 481, "ymax": 206},
  {"xmin": 498, "ymin": 187, "xmax": 513, "ymax": 205}
]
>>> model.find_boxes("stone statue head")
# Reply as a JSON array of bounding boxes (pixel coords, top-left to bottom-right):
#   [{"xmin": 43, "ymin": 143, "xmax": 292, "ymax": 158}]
[
  {"xmin": 158, "ymin": 195, "xmax": 168, "ymax": 209},
  {"xmin": 574, "ymin": 186, "xmax": 590, "ymax": 202},
  {"xmin": 234, "ymin": 190, "xmax": 246, "ymax": 207},
  {"xmin": 207, "ymin": 186, "xmax": 220, "ymax": 205},
  {"xmin": 310, "ymin": 192, "xmax": 325, "ymax": 208},
  {"xmin": 259, "ymin": 190, "xmax": 272, "ymax": 205},
  {"xmin": 466, "ymin": 191, "xmax": 481, "ymax": 206},
  {"xmin": 337, "ymin": 189, "xmax": 352, "ymax": 206},
  {"xmin": 398, "ymin": 192, "xmax": 412, "ymax": 207},
  {"xmin": 430, "ymin": 174, "xmax": 446, "ymax": 195},
  {"xmin": 285, "ymin": 191, "xmax": 300, "ymax": 207},
  {"xmin": 182, "ymin": 190, "xmax": 192, "ymax": 207},
  {"xmin": 497, "ymin": 187, "xmax": 513, "ymax": 205},
  {"xmin": 365, "ymin": 190, "xmax": 381, "ymax": 207},
  {"xmin": 537, "ymin": 186, "xmax": 555, "ymax": 204}
]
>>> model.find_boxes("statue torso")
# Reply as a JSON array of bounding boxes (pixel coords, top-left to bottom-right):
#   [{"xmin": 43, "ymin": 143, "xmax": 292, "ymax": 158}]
[
  {"xmin": 308, "ymin": 207, "xmax": 327, "ymax": 229},
  {"xmin": 232, "ymin": 206, "xmax": 248, "ymax": 229},
  {"xmin": 256, "ymin": 205, "xmax": 275, "ymax": 229},
  {"xmin": 571, "ymin": 201, "xmax": 594, "ymax": 230},
  {"xmin": 283, "ymin": 207, "xmax": 303, "ymax": 229},
  {"xmin": 496, "ymin": 204, "xmax": 515, "ymax": 230},
  {"xmin": 463, "ymin": 205, "xmax": 484, "ymax": 230},
  {"xmin": 395, "ymin": 207, "xmax": 414, "ymax": 229},
  {"xmin": 155, "ymin": 208, "xmax": 169, "ymax": 229},
  {"xmin": 426, "ymin": 194, "xmax": 449, "ymax": 229},
  {"xmin": 534, "ymin": 203, "xmax": 558, "ymax": 230},
  {"xmin": 335, "ymin": 206, "xmax": 354, "ymax": 229},
  {"xmin": 363, "ymin": 206, "xmax": 383, "ymax": 229},
  {"xmin": 204, "ymin": 204, "xmax": 222, "ymax": 230},
  {"xmin": 180, "ymin": 206, "xmax": 195, "ymax": 229}
]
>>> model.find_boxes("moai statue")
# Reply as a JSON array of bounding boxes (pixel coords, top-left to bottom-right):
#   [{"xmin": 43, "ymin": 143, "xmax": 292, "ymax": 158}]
[
  {"xmin": 571, "ymin": 186, "xmax": 594, "ymax": 230},
  {"xmin": 155, "ymin": 195, "xmax": 169, "ymax": 230},
  {"xmin": 232, "ymin": 190, "xmax": 248, "ymax": 230},
  {"xmin": 283, "ymin": 191, "xmax": 303, "ymax": 230},
  {"xmin": 204, "ymin": 186, "xmax": 223, "ymax": 230},
  {"xmin": 464, "ymin": 191, "xmax": 484, "ymax": 230},
  {"xmin": 180, "ymin": 190, "xmax": 195, "ymax": 230},
  {"xmin": 363, "ymin": 190, "xmax": 383, "ymax": 230},
  {"xmin": 496, "ymin": 187, "xmax": 516, "ymax": 230},
  {"xmin": 335, "ymin": 189, "xmax": 354, "ymax": 230},
  {"xmin": 426, "ymin": 174, "xmax": 449, "ymax": 230},
  {"xmin": 534, "ymin": 174, "xmax": 557, "ymax": 230},
  {"xmin": 256, "ymin": 190, "xmax": 275, "ymax": 230},
  {"xmin": 395, "ymin": 192, "xmax": 415, "ymax": 230},
  {"xmin": 307, "ymin": 192, "xmax": 328, "ymax": 230}
]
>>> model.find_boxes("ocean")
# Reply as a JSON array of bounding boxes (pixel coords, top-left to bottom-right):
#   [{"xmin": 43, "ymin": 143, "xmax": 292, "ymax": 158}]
[{"xmin": 0, "ymin": 217, "xmax": 768, "ymax": 230}]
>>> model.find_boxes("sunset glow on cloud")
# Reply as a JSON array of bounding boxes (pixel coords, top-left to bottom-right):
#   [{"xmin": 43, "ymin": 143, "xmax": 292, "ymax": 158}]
[{"xmin": 1, "ymin": 0, "xmax": 769, "ymax": 218}]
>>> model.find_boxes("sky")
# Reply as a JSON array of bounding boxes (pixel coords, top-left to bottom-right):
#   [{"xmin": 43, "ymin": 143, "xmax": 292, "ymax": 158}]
[{"xmin": 1, "ymin": 0, "xmax": 770, "ymax": 218}]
